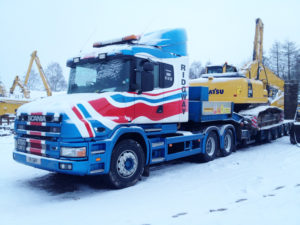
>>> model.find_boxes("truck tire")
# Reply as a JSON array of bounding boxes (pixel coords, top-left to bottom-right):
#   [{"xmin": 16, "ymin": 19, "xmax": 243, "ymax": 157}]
[
  {"xmin": 108, "ymin": 139, "xmax": 145, "ymax": 189},
  {"xmin": 201, "ymin": 131, "xmax": 218, "ymax": 162},
  {"xmin": 220, "ymin": 129, "xmax": 234, "ymax": 157}
]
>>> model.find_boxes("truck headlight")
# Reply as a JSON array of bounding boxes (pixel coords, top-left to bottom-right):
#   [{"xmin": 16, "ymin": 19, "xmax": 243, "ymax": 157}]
[{"xmin": 60, "ymin": 147, "xmax": 87, "ymax": 158}]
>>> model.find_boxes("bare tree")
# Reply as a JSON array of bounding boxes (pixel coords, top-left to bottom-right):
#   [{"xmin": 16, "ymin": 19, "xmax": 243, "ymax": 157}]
[
  {"xmin": 22, "ymin": 68, "xmax": 42, "ymax": 90},
  {"xmin": 45, "ymin": 62, "xmax": 67, "ymax": 91},
  {"xmin": 268, "ymin": 41, "xmax": 283, "ymax": 78},
  {"xmin": 282, "ymin": 40, "xmax": 298, "ymax": 80},
  {"xmin": 294, "ymin": 52, "xmax": 300, "ymax": 81},
  {"xmin": 189, "ymin": 61, "xmax": 204, "ymax": 79}
]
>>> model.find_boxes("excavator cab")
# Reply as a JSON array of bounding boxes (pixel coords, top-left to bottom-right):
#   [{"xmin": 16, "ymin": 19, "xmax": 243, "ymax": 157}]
[{"xmin": 206, "ymin": 63, "xmax": 237, "ymax": 74}]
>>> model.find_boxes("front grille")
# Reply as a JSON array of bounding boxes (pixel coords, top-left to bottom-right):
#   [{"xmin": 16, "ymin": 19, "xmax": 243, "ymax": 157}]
[{"xmin": 15, "ymin": 113, "xmax": 62, "ymax": 158}]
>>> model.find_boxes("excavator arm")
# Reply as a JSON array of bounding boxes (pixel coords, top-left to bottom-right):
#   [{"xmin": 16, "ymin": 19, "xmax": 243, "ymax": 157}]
[
  {"xmin": 9, "ymin": 76, "xmax": 30, "ymax": 98},
  {"xmin": 242, "ymin": 18, "xmax": 284, "ymax": 108},
  {"xmin": 30, "ymin": 51, "xmax": 52, "ymax": 97},
  {"xmin": 10, "ymin": 51, "xmax": 52, "ymax": 98}
]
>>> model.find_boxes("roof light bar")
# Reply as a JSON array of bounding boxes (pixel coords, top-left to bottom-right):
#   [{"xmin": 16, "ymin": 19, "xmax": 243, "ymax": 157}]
[
  {"xmin": 93, "ymin": 34, "xmax": 140, "ymax": 48},
  {"xmin": 122, "ymin": 34, "xmax": 140, "ymax": 41}
]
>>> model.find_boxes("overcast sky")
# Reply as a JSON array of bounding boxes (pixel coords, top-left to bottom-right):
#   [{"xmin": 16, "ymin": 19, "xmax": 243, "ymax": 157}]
[{"xmin": 0, "ymin": 0, "xmax": 299, "ymax": 88}]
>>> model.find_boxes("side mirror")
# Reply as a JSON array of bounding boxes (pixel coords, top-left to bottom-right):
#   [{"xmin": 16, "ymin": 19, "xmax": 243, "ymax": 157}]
[
  {"xmin": 143, "ymin": 62, "xmax": 154, "ymax": 72},
  {"xmin": 141, "ymin": 71, "xmax": 154, "ymax": 92}
]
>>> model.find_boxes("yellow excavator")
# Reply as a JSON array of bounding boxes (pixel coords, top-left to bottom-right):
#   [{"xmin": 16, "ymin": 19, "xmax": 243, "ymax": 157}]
[
  {"xmin": 10, "ymin": 50, "xmax": 52, "ymax": 98},
  {"xmin": 190, "ymin": 18, "xmax": 284, "ymax": 112},
  {"xmin": 0, "ymin": 51, "xmax": 52, "ymax": 116}
]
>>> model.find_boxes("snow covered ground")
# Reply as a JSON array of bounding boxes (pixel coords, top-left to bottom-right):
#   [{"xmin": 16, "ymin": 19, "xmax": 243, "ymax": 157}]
[{"xmin": 1, "ymin": 134, "xmax": 300, "ymax": 225}]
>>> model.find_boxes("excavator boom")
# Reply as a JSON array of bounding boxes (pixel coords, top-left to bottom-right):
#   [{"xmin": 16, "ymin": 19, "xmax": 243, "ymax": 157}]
[{"xmin": 252, "ymin": 18, "xmax": 264, "ymax": 63}]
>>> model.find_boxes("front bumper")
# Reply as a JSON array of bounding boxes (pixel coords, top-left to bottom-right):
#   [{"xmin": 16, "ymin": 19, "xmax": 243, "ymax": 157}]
[{"xmin": 13, "ymin": 151, "xmax": 105, "ymax": 176}]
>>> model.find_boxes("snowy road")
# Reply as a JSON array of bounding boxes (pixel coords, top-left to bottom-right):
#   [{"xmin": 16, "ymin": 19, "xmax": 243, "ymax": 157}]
[{"xmin": 1, "ymin": 135, "xmax": 300, "ymax": 225}]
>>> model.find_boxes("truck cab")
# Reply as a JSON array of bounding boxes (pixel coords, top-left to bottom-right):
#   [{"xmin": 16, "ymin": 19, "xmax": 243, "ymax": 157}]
[{"xmin": 13, "ymin": 29, "xmax": 192, "ymax": 188}]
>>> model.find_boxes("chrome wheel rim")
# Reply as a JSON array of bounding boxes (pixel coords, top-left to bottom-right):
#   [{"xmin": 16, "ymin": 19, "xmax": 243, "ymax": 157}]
[
  {"xmin": 206, "ymin": 136, "xmax": 215, "ymax": 156},
  {"xmin": 224, "ymin": 133, "xmax": 232, "ymax": 153},
  {"xmin": 117, "ymin": 150, "xmax": 138, "ymax": 178}
]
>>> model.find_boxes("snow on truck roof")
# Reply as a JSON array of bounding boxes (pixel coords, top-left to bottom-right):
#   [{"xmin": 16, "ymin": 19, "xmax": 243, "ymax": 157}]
[{"xmin": 67, "ymin": 28, "xmax": 187, "ymax": 65}]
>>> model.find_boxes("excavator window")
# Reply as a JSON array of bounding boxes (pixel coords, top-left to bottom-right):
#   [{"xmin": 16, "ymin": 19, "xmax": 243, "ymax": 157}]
[
  {"xmin": 207, "ymin": 66, "xmax": 223, "ymax": 74},
  {"xmin": 226, "ymin": 65, "xmax": 237, "ymax": 72}
]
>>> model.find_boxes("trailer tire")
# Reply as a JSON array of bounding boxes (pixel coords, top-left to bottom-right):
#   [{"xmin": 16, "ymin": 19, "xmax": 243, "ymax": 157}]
[
  {"xmin": 107, "ymin": 139, "xmax": 145, "ymax": 189},
  {"xmin": 266, "ymin": 130, "xmax": 272, "ymax": 143},
  {"xmin": 290, "ymin": 131, "xmax": 296, "ymax": 144},
  {"xmin": 272, "ymin": 128, "xmax": 278, "ymax": 140},
  {"xmin": 201, "ymin": 131, "xmax": 218, "ymax": 162},
  {"xmin": 278, "ymin": 125, "xmax": 284, "ymax": 137},
  {"xmin": 255, "ymin": 131, "xmax": 262, "ymax": 143},
  {"xmin": 220, "ymin": 129, "xmax": 234, "ymax": 157},
  {"xmin": 285, "ymin": 124, "xmax": 291, "ymax": 136},
  {"xmin": 290, "ymin": 124, "xmax": 296, "ymax": 144}
]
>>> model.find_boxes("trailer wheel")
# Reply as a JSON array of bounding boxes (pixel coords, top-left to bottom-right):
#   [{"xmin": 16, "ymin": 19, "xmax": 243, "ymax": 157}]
[
  {"xmin": 201, "ymin": 132, "xmax": 218, "ymax": 162},
  {"xmin": 266, "ymin": 130, "xmax": 272, "ymax": 143},
  {"xmin": 290, "ymin": 131, "xmax": 296, "ymax": 144},
  {"xmin": 285, "ymin": 124, "xmax": 291, "ymax": 136},
  {"xmin": 108, "ymin": 139, "xmax": 145, "ymax": 189},
  {"xmin": 290, "ymin": 124, "xmax": 296, "ymax": 144},
  {"xmin": 272, "ymin": 128, "xmax": 278, "ymax": 140},
  {"xmin": 278, "ymin": 125, "xmax": 284, "ymax": 137},
  {"xmin": 221, "ymin": 129, "xmax": 234, "ymax": 157}
]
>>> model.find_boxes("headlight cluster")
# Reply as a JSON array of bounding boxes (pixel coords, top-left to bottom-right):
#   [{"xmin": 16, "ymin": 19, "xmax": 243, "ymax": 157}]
[
  {"xmin": 17, "ymin": 124, "xmax": 26, "ymax": 130},
  {"xmin": 60, "ymin": 147, "xmax": 86, "ymax": 158}
]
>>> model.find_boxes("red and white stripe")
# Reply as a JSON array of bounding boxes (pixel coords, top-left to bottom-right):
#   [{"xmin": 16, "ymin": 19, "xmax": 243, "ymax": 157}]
[
  {"xmin": 26, "ymin": 139, "xmax": 46, "ymax": 156},
  {"xmin": 251, "ymin": 116, "xmax": 258, "ymax": 128},
  {"xmin": 72, "ymin": 106, "xmax": 95, "ymax": 138},
  {"xmin": 26, "ymin": 131, "xmax": 46, "ymax": 136}
]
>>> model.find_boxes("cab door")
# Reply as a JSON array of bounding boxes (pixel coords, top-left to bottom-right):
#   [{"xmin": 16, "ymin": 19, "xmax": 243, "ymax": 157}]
[{"xmin": 132, "ymin": 59, "xmax": 164, "ymax": 123}]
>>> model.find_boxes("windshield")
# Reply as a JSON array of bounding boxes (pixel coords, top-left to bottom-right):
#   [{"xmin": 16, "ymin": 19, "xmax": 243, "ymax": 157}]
[{"xmin": 68, "ymin": 58, "xmax": 131, "ymax": 94}]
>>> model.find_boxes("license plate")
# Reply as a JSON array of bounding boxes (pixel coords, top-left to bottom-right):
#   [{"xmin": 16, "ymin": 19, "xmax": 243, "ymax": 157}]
[{"xmin": 26, "ymin": 156, "xmax": 41, "ymax": 165}]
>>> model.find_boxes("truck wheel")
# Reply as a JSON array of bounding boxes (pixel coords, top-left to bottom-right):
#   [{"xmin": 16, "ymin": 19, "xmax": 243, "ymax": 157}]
[
  {"xmin": 108, "ymin": 139, "xmax": 145, "ymax": 189},
  {"xmin": 221, "ymin": 129, "xmax": 234, "ymax": 157},
  {"xmin": 201, "ymin": 132, "xmax": 218, "ymax": 162}
]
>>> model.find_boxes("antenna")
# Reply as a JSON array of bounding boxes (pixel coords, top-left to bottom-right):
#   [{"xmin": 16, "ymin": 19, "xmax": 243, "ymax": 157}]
[{"xmin": 78, "ymin": 27, "xmax": 98, "ymax": 54}]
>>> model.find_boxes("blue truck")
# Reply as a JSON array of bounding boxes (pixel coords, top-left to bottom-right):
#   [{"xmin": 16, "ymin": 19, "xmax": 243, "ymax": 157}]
[{"xmin": 13, "ymin": 29, "xmax": 291, "ymax": 188}]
